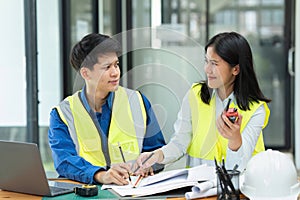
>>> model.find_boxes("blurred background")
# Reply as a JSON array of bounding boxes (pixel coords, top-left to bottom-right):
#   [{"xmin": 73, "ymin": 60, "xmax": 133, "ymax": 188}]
[{"xmin": 0, "ymin": 0, "xmax": 299, "ymax": 176}]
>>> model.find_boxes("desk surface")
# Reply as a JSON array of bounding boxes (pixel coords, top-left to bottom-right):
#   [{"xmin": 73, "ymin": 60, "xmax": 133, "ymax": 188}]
[
  {"xmin": 0, "ymin": 181, "xmax": 217, "ymax": 200},
  {"xmin": 0, "ymin": 179, "xmax": 251, "ymax": 200},
  {"xmin": 0, "ymin": 189, "xmax": 217, "ymax": 200},
  {"xmin": 0, "ymin": 189, "xmax": 41, "ymax": 200}
]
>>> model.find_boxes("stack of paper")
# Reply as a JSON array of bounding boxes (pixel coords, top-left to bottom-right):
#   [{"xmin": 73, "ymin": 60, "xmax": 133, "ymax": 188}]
[{"xmin": 101, "ymin": 164, "xmax": 215, "ymax": 197}]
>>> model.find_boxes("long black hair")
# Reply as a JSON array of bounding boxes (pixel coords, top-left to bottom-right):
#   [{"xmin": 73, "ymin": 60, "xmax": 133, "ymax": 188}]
[{"xmin": 200, "ymin": 32, "xmax": 271, "ymax": 110}]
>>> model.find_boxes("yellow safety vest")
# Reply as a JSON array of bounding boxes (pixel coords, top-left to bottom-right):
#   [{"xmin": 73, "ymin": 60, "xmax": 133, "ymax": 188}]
[
  {"xmin": 187, "ymin": 83, "xmax": 270, "ymax": 162},
  {"xmin": 56, "ymin": 86, "xmax": 147, "ymax": 167}
]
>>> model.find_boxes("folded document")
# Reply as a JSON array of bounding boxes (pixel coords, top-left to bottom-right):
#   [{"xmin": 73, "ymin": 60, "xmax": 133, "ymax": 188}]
[
  {"xmin": 185, "ymin": 179, "xmax": 217, "ymax": 199},
  {"xmin": 101, "ymin": 164, "xmax": 215, "ymax": 197}
]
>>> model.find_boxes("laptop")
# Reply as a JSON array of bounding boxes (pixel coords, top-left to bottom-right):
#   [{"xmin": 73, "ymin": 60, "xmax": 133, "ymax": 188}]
[{"xmin": 0, "ymin": 140, "xmax": 80, "ymax": 196}]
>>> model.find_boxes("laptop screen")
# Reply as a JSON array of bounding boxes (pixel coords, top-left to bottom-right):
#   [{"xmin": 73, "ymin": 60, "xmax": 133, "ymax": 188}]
[{"xmin": 0, "ymin": 140, "xmax": 75, "ymax": 196}]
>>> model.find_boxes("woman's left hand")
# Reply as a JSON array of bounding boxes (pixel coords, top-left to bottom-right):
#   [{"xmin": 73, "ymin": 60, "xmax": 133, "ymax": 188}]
[{"xmin": 216, "ymin": 111, "xmax": 243, "ymax": 151}]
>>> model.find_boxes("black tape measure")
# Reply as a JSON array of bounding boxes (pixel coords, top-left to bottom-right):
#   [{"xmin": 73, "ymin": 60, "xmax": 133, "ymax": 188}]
[{"xmin": 74, "ymin": 184, "xmax": 98, "ymax": 197}]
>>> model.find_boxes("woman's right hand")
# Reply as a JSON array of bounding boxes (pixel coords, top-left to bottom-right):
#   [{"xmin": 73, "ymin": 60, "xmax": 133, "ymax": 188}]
[{"xmin": 134, "ymin": 150, "xmax": 164, "ymax": 175}]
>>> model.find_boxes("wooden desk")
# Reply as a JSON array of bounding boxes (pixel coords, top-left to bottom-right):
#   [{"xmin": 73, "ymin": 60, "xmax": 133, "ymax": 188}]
[
  {"xmin": 0, "ymin": 189, "xmax": 41, "ymax": 200},
  {"xmin": 0, "ymin": 177, "xmax": 249, "ymax": 200},
  {"xmin": 1, "ymin": 189, "xmax": 299, "ymax": 200},
  {"xmin": 0, "ymin": 189, "xmax": 218, "ymax": 200}
]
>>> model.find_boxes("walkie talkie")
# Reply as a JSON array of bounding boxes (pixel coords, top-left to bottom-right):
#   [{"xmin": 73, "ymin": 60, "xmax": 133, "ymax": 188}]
[{"xmin": 225, "ymin": 99, "xmax": 238, "ymax": 123}]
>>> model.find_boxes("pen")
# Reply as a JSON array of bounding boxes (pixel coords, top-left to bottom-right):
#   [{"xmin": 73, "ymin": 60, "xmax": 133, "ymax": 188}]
[
  {"xmin": 133, "ymin": 152, "xmax": 155, "ymax": 174},
  {"xmin": 214, "ymin": 158, "xmax": 230, "ymax": 196},
  {"xmin": 221, "ymin": 163, "xmax": 236, "ymax": 193},
  {"xmin": 133, "ymin": 175, "xmax": 143, "ymax": 188},
  {"xmin": 232, "ymin": 164, "xmax": 239, "ymax": 172},
  {"xmin": 216, "ymin": 158, "xmax": 238, "ymax": 199},
  {"xmin": 118, "ymin": 142, "xmax": 132, "ymax": 182}
]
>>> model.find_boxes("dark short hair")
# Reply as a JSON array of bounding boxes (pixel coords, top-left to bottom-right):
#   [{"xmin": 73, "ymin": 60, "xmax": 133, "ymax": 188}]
[{"xmin": 69, "ymin": 33, "xmax": 122, "ymax": 71}]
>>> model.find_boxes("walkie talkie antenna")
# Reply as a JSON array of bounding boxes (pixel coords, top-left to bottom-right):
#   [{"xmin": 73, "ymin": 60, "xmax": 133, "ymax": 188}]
[{"xmin": 225, "ymin": 99, "xmax": 231, "ymax": 112}]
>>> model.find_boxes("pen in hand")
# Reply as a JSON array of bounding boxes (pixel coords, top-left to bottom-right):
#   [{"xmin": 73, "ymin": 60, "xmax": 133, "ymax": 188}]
[
  {"xmin": 133, "ymin": 152, "xmax": 155, "ymax": 174},
  {"xmin": 118, "ymin": 142, "xmax": 132, "ymax": 183}
]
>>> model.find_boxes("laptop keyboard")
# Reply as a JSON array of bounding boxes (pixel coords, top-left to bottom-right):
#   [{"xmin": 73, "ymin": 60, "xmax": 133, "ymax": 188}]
[{"xmin": 50, "ymin": 186, "xmax": 73, "ymax": 194}]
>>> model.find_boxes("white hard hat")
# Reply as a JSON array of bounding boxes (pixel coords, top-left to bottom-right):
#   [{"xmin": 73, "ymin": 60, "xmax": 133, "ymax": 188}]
[{"xmin": 240, "ymin": 149, "xmax": 300, "ymax": 200}]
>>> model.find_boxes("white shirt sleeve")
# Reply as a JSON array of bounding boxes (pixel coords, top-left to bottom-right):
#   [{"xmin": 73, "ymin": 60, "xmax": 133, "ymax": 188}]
[
  {"xmin": 161, "ymin": 92, "xmax": 192, "ymax": 164},
  {"xmin": 225, "ymin": 104, "xmax": 266, "ymax": 171}
]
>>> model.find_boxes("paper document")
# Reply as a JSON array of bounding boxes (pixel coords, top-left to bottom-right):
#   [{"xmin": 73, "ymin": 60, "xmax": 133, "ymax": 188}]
[
  {"xmin": 185, "ymin": 187, "xmax": 217, "ymax": 199},
  {"xmin": 192, "ymin": 179, "xmax": 217, "ymax": 192},
  {"xmin": 185, "ymin": 179, "xmax": 217, "ymax": 199},
  {"xmin": 102, "ymin": 164, "xmax": 215, "ymax": 197},
  {"xmin": 133, "ymin": 167, "xmax": 188, "ymax": 187}
]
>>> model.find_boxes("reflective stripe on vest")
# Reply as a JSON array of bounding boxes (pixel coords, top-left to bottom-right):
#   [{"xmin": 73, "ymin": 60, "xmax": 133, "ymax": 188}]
[
  {"xmin": 187, "ymin": 83, "xmax": 270, "ymax": 163},
  {"xmin": 56, "ymin": 86, "xmax": 147, "ymax": 166}
]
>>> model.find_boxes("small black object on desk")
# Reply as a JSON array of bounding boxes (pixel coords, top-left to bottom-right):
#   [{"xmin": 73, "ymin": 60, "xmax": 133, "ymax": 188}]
[{"xmin": 74, "ymin": 184, "xmax": 98, "ymax": 197}]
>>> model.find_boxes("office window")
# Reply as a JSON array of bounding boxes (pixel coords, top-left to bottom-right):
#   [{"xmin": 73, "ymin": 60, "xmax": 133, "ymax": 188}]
[
  {"xmin": 0, "ymin": 0, "xmax": 61, "ymax": 176},
  {"xmin": 0, "ymin": 1, "xmax": 26, "ymax": 140},
  {"xmin": 37, "ymin": 0, "xmax": 61, "ymax": 175},
  {"xmin": 209, "ymin": 0, "xmax": 288, "ymax": 149}
]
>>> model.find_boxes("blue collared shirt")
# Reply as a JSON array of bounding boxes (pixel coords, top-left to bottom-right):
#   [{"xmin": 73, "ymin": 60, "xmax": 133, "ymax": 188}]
[{"xmin": 48, "ymin": 87, "xmax": 166, "ymax": 184}]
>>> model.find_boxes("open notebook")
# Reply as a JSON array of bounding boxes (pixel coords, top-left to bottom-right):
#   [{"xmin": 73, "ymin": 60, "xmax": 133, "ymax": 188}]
[
  {"xmin": 0, "ymin": 140, "xmax": 80, "ymax": 196},
  {"xmin": 102, "ymin": 164, "xmax": 216, "ymax": 197}
]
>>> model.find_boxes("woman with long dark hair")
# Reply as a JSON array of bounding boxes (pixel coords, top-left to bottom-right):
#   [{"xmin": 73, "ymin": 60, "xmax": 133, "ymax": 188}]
[{"xmin": 136, "ymin": 32, "xmax": 271, "ymax": 172}]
